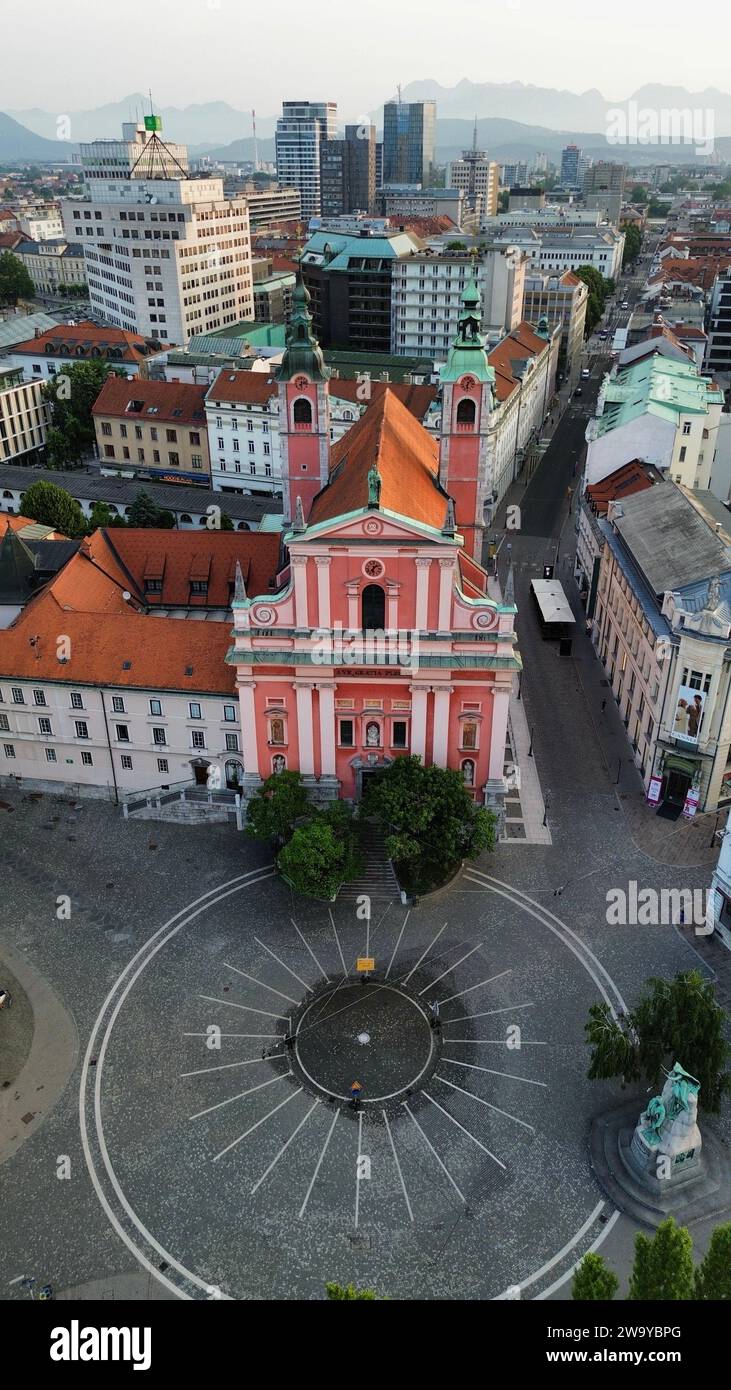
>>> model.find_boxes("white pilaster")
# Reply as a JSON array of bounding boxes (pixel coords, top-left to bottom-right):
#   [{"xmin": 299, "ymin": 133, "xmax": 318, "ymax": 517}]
[
  {"xmin": 438, "ymin": 558, "xmax": 453, "ymax": 632},
  {"xmin": 410, "ymin": 685, "xmax": 429, "ymax": 762},
  {"xmin": 292, "ymin": 554, "xmax": 309, "ymax": 629},
  {"xmin": 387, "ymin": 584, "xmax": 399, "ymax": 631},
  {"xmin": 347, "ymin": 582, "xmax": 359, "ymax": 631},
  {"xmin": 316, "ymin": 556, "xmax": 331, "ymax": 629},
  {"xmin": 415, "ymin": 558, "xmax": 431, "ymax": 629},
  {"xmin": 432, "ymin": 686, "xmax": 453, "ymax": 769},
  {"xmin": 489, "ymin": 686, "xmax": 511, "ymax": 780},
  {"xmin": 237, "ymin": 679, "xmax": 259, "ymax": 778},
  {"xmin": 317, "ymin": 682, "xmax": 337, "ymax": 777},
  {"xmin": 294, "ymin": 682, "xmax": 315, "ymax": 774}
]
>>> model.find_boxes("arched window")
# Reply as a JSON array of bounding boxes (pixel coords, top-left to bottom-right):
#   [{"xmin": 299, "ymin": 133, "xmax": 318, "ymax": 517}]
[
  {"xmin": 293, "ymin": 397, "xmax": 312, "ymax": 426},
  {"xmin": 456, "ymin": 398, "xmax": 476, "ymax": 427},
  {"xmin": 361, "ymin": 584, "xmax": 385, "ymax": 631},
  {"xmin": 180, "ymin": 513, "xmax": 192, "ymax": 524}
]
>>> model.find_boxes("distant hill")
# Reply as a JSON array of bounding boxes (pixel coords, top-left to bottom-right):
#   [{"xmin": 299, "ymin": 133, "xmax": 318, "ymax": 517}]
[
  {"xmin": 8, "ymin": 95, "xmax": 274, "ymax": 147},
  {"xmin": 0, "ymin": 111, "xmax": 74, "ymax": 162}
]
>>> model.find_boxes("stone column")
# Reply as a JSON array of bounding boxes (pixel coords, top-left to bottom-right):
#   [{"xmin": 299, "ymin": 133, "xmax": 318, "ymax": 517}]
[
  {"xmin": 346, "ymin": 582, "xmax": 359, "ymax": 631},
  {"xmin": 432, "ymin": 685, "xmax": 453, "ymax": 769},
  {"xmin": 387, "ymin": 583, "xmax": 399, "ymax": 631},
  {"xmin": 294, "ymin": 682, "xmax": 315, "ymax": 775},
  {"xmin": 410, "ymin": 685, "xmax": 429, "ymax": 762},
  {"xmin": 485, "ymin": 684, "xmax": 510, "ymax": 832},
  {"xmin": 315, "ymin": 556, "xmax": 331, "ymax": 629},
  {"xmin": 415, "ymin": 558, "xmax": 431, "ymax": 630},
  {"xmin": 237, "ymin": 678, "xmax": 261, "ymax": 796}
]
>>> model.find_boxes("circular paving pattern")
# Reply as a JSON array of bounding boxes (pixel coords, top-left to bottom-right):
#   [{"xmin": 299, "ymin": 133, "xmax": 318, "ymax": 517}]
[
  {"xmin": 80, "ymin": 865, "xmax": 627, "ymax": 1301},
  {"xmin": 291, "ymin": 981, "xmax": 439, "ymax": 1106}
]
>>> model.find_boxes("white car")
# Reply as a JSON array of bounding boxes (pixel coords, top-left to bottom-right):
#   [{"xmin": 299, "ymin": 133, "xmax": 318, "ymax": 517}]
[{"xmin": 581, "ymin": 367, "xmax": 591, "ymax": 380}]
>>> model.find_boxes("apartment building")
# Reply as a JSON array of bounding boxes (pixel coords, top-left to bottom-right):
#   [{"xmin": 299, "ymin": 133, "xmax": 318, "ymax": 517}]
[
  {"xmin": 585, "ymin": 355, "xmax": 724, "ymax": 491},
  {"xmin": 704, "ymin": 267, "xmax": 731, "ymax": 379},
  {"xmin": 17, "ymin": 207, "xmax": 64, "ymax": 241},
  {"xmin": 274, "ymin": 101, "xmax": 338, "ymax": 218},
  {"xmin": 5, "ymin": 321, "xmax": 169, "ymax": 382},
  {"xmin": 241, "ymin": 184, "xmax": 302, "ymax": 229},
  {"xmin": 590, "ymin": 481, "xmax": 731, "ymax": 812},
  {"xmin": 390, "ymin": 245, "xmax": 526, "ymax": 358},
  {"xmin": 300, "ymin": 224, "xmax": 418, "ymax": 353},
  {"xmin": 0, "ymin": 367, "xmax": 49, "ymax": 464},
  {"xmin": 522, "ymin": 269, "xmax": 588, "ymax": 380},
  {"xmin": 92, "ymin": 376, "xmax": 211, "ymax": 485},
  {"xmin": 62, "ymin": 120, "xmax": 254, "ymax": 345},
  {"xmin": 14, "ymin": 238, "xmax": 86, "ymax": 295}
]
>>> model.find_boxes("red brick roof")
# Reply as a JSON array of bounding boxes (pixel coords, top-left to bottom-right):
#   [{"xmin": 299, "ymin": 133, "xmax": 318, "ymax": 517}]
[
  {"xmin": 488, "ymin": 321, "xmax": 552, "ymax": 403},
  {"xmin": 0, "ymin": 231, "xmax": 23, "ymax": 250},
  {"xmin": 648, "ymin": 258, "xmax": 731, "ymax": 293},
  {"xmin": 96, "ymin": 528, "xmax": 281, "ymax": 607},
  {"xmin": 308, "ymin": 388, "xmax": 446, "ymax": 531},
  {"xmin": 11, "ymin": 321, "xmax": 170, "ymax": 365},
  {"xmin": 207, "ymin": 369, "xmax": 437, "ymax": 420},
  {"xmin": 92, "ymin": 376, "xmax": 207, "ymax": 425}
]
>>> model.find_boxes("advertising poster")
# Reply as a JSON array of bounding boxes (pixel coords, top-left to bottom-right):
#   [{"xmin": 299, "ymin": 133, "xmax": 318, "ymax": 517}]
[{"xmin": 673, "ymin": 685, "xmax": 706, "ymax": 743}]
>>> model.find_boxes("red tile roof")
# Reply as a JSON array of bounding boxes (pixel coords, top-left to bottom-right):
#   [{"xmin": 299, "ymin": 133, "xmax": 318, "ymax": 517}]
[
  {"xmin": 96, "ymin": 528, "xmax": 281, "ymax": 606},
  {"xmin": 586, "ymin": 461, "xmax": 661, "ymax": 516},
  {"xmin": 11, "ymin": 321, "xmax": 170, "ymax": 365},
  {"xmin": 92, "ymin": 376, "xmax": 207, "ymax": 425},
  {"xmin": 0, "ymin": 598, "xmax": 236, "ymax": 695},
  {"xmin": 308, "ymin": 388, "xmax": 446, "ymax": 531},
  {"xmin": 488, "ymin": 321, "xmax": 552, "ymax": 403},
  {"xmin": 206, "ymin": 368, "xmax": 437, "ymax": 421},
  {"xmin": 0, "ymin": 231, "xmax": 23, "ymax": 250}
]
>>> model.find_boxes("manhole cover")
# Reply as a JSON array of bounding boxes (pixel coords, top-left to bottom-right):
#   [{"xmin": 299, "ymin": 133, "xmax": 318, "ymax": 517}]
[
  {"xmin": 21, "ymin": 1112, "xmax": 35, "ymax": 1124},
  {"xmin": 357, "ymin": 1032, "xmax": 371, "ymax": 1045}
]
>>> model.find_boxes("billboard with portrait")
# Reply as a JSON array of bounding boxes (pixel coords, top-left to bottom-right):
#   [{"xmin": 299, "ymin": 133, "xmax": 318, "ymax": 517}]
[{"xmin": 672, "ymin": 685, "xmax": 706, "ymax": 744}]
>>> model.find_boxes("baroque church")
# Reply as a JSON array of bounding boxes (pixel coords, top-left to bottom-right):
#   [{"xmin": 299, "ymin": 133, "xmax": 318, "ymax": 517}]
[{"xmin": 228, "ymin": 279, "xmax": 522, "ymax": 825}]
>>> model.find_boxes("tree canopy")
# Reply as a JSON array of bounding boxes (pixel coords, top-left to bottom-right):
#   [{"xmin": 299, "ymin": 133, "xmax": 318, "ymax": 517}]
[
  {"xmin": 628, "ymin": 1218, "xmax": 694, "ymax": 1301},
  {"xmin": 20, "ymin": 480, "xmax": 87, "ymax": 537},
  {"xmin": 246, "ymin": 770, "xmax": 310, "ymax": 849},
  {"xmin": 585, "ymin": 969, "xmax": 731, "ymax": 1111},
  {"xmin": 0, "ymin": 251, "xmax": 34, "ymax": 305},
  {"xmin": 42, "ymin": 358, "xmax": 120, "ymax": 465},
  {"xmin": 362, "ymin": 755, "xmax": 495, "ymax": 887},
  {"xmin": 126, "ymin": 490, "xmax": 174, "ymax": 529},
  {"xmin": 571, "ymin": 1253, "xmax": 619, "ymax": 1301}
]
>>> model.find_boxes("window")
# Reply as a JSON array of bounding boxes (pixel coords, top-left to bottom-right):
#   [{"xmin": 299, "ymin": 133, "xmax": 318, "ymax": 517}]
[
  {"xmin": 361, "ymin": 584, "xmax": 385, "ymax": 631},
  {"xmin": 225, "ymin": 732, "xmax": 239, "ymax": 752},
  {"xmin": 456, "ymin": 397, "xmax": 476, "ymax": 427},
  {"xmin": 148, "ymin": 698, "xmax": 162, "ymax": 716},
  {"xmin": 679, "ymin": 446, "xmax": 687, "ymax": 462},
  {"xmin": 120, "ymin": 754, "xmax": 133, "ymax": 770},
  {"xmin": 166, "ymin": 429, "xmax": 177, "ymax": 443},
  {"xmin": 3, "ymin": 744, "xmax": 15, "ymax": 758},
  {"xmin": 116, "ymin": 724, "xmax": 130, "ymax": 742},
  {"xmin": 0, "ymin": 713, "xmax": 9, "ymax": 732},
  {"xmin": 192, "ymin": 729, "xmax": 206, "ymax": 749},
  {"xmin": 11, "ymin": 688, "xmax": 24, "ymax": 704},
  {"xmin": 38, "ymin": 717, "xmax": 53, "ymax": 735},
  {"xmin": 101, "ymin": 421, "xmax": 112, "ymax": 436},
  {"xmin": 157, "ymin": 758, "xmax": 169, "ymax": 774},
  {"xmin": 112, "ymin": 696, "xmax": 125, "ymax": 713},
  {"xmin": 75, "ymin": 720, "xmax": 89, "ymax": 739},
  {"xmin": 392, "ymin": 720, "xmax": 408, "ymax": 749},
  {"xmin": 339, "ymin": 719, "xmax": 354, "ymax": 748},
  {"xmin": 152, "ymin": 727, "xmax": 167, "ymax": 746},
  {"xmin": 293, "ymin": 397, "xmax": 312, "ymax": 426},
  {"xmin": 45, "ymin": 747, "xmax": 57, "ymax": 763},
  {"xmin": 461, "ymin": 721, "xmax": 478, "ymax": 750},
  {"xmin": 188, "ymin": 701, "xmax": 202, "ymax": 719},
  {"xmin": 81, "ymin": 751, "xmax": 93, "ymax": 766},
  {"xmin": 223, "ymin": 704, "xmax": 237, "ymax": 722},
  {"xmin": 683, "ymin": 422, "xmax": 691, "ymax": 435},
  {"xmin": 33, "ymin": 689, "xmax": 47, "ymax": 706}
]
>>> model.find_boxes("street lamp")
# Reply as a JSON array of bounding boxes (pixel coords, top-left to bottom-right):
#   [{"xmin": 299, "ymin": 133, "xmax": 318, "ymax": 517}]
[{"xmin": 528, "ymin": 725, "xmax": 535, "ymax": 757}]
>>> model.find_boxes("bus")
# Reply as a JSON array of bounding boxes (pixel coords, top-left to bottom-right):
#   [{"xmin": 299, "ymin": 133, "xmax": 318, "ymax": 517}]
[{"xmin": 530, "ymin": 578, "xmax": 575, "ymax": 646}]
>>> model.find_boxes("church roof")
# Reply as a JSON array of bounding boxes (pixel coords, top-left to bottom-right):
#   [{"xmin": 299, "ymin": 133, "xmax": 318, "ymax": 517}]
[
  {"xmin": 308, "ymin": 388, "xmax": 447, "ymax": 531},
  {"xmin": 0, "ymin": 521, "xmax": 38, "ymax": 605}
]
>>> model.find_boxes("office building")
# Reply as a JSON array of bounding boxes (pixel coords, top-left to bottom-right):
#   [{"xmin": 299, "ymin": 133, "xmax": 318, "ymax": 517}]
[
  {"xmin": 522, "ymin": 269, "xmax": 588, "ymax": 380},
  {"xmin": 300, "ymin": 223, "xmax": 418, "ymax": 353},
  {"xmin": 446, "ymin": 150, "xmax": 499, "ymax": 218},
  {"xmin": 383, "ymin": 100, "xmax": 436, "ymax": 186},
  {"xmin": 62, "ymin": 119, "xmax": 254, "ymax": 346},
  {"xmin": 560, "ymin": 144, "xmax": 582, "ymax": 187}
]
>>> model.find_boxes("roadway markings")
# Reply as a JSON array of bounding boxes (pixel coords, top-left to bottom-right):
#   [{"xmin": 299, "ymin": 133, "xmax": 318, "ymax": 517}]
[
  {"xmin": 328, "ymin": 907, "xmax": 348, "ymax": 976},
  {"xmin": 418, "ymin": 942, "xmax": 482, "ymax": 995},
  {"xmin": 383, "ymin": 1109, "xmax": 413, "ymax": 1223},
  {"xmin": 212, "ymin": 1086, "xmax": 302, "ymax": 1164},
  {"xmin": 434, "ymin": 1075, "xmax": 536, "ymax": 1132},
  {"xmin": 290, "ymin": 918, "xmax": 330, "ymax": 983},
  {"xmin": 250, "ymin": 1097, "xmax": 321, "ymax": 1195},
  {"xmin": 400, "ymin": 920, "xmax": 447, "ymax": 985},
  {"xmin": 197, "ymin": 995, "xmax": 287, "ymax": 1021},
  {"xmin": 403, "ymin": 1101, "xmax": 466, "ymax": 1204},
  {"xmin": 254, "ymin": 936, "xmax": 313, "ymax": 992},
  {"xmin": 223, "ymin": 962, "xmax": 299, "ymax": 1007},
  {"xmin": 189, "ymin": 1071, "xmax": 289, "ymax": 1122},
  {"xmin": 299, "ymin": 1108, "xmax": 340, "ymax": 1219},
  {"xmin": 422, "ymin": 1091, "xmax": 506, "ymax": 1170},
  {"xmin": 441, "ymin": 1059, "xmax": 548, "ymax": 1087},
  {"xmin": 384, "ymin": 909, "xmax": 410, "ymax": 978}
]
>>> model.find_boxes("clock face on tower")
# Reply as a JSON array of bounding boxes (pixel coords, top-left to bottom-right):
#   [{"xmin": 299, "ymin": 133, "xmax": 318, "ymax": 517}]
[
  {"xmin": 293, "ymin": 375, "xmax": 309, "ymax": 390},
  {"xmin": 460, "ymin": 375, "xmax": 476, "ymax": 391}
]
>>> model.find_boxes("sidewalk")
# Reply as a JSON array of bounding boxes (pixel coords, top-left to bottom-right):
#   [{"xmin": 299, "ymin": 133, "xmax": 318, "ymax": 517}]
[
  {"xmin": 0, "ymin": 938, "xmax": 78, "ymax": 1165},
  {"xmin": 570, "ymin": 619, "xmax": 727, "ymax": 868}
]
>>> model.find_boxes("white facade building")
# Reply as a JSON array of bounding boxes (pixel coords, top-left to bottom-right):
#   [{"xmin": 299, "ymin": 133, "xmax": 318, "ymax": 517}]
[
  {"xmin": 62, "ymin": 122, "xmax": 253, "ymax": 346},
  {"xmin": 390, "ymin": 246, "xmax": 526, "ymax": 358},
  {"xmin": 18, "ymin": 208, "xmax": 64, "ymax": 241}
]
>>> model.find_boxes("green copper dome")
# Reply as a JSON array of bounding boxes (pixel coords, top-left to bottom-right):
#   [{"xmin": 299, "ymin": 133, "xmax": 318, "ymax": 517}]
[
  {"xmin": 275, "ymin": 277, "xmax": 330, "ymax": 383},
  {"xmin": 440, "ymin": 278, "xmax": 496, "ymax": 386}
]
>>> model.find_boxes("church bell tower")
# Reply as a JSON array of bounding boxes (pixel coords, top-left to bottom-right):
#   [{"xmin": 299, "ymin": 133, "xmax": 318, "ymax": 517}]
[
  {"xmin": 276, "ymin": 279, "xmax": 331, "ymax": 527},
  {"xmin": 438, "ymin": 280, "xmax": 496, "ymax": 563}
]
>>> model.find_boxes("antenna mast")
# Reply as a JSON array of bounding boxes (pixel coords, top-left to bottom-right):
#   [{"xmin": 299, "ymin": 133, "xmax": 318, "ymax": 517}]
[{"xmin": 252, "ymin": 109, "xmax": 258, "ymax": 172}]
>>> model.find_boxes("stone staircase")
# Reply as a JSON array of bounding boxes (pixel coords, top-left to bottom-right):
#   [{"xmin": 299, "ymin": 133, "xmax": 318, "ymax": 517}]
[
  {"xmin": 337, "ymin": 820, "xmax": 400, "ymax": 902},
  {"xmin": 122, "ymin": 785, "xmax": 240, "ymax": 826}
]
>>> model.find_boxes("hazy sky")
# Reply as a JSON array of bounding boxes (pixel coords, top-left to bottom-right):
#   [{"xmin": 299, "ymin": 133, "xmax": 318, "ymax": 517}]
[{"xmin": 4, "ymin": 0, "xmax": 730, "ymax": 115}]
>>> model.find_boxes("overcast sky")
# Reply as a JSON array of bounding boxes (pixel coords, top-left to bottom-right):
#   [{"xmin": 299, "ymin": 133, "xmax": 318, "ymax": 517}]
[{"xmin": 4, "ymin": 0, "xmax": 730, "ymax": 115}]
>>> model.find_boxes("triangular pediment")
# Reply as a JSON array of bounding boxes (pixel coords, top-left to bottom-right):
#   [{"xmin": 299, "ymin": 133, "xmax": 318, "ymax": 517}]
[{"xmin": 291, "ymin": 506, "xmax": 461, "ymax": 548}]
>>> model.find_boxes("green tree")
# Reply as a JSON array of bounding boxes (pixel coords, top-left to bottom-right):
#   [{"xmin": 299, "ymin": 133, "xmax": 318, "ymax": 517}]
[
  {"xmin": 586, "ymin": 970, "xmax": 731, "ymax": 1110},
  {"xmin": 126, "ymin": 490, "xmax": 174, "ymax": 529},
  {"xmin": 43, "ymin": 358, "xmax": 119, "ymax": 461},
  {"xmin": 44, "ymin": 424, "xmax": 73, "ymax": 470},
  {"xmin": 278, "ymin": 817, "xmax": 358, "ymax": 900},
  {"xmin": 88, "ymin": 500, "xmax": 127, "ymax": 530},
  {"xmin": 623, "ymin": 225, "xmax": 643, "ymax": 266},
  {"xmin": 325, "ymin": 1283, "xmax": 378, "ymax": 1300},
  {"xmin": 695, "ymin": 1223, "xmax": 731, "ymax": 1300},
  {"xmin": 20, "ymin": 480, "xmax": 87, "ymax": 537},
  {"xmin": 575, "ymin": 265, "xmax": 614, "ymax": 335},
  {"xmin": 0, "ymin": 251, "xmax": 34, "ymax": 305},
  {"xmin": 630, "ymin": 186, "xmax": 649, "ymax": 205},
  {"xmin": 571, "ymin": 1253, "xmax": 619, "ymax": 1301},
  {"xmin": 628, "ymin": 1219, "xmax": 694, "ymax": 1300},
  {"xmin": 219, "ymin": 511, "xmax": 234, "ymax": 531},
  {"xmin": 246, "ymin": 770, "xmax": 310, "ymax": 849},
  {"xmin": 362, "ymin": 756, "xmax": 495, "ymax": 886}
]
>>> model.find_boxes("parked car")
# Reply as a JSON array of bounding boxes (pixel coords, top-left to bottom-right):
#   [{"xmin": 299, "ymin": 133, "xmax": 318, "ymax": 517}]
[
  {"xmin": 581, "ymin": 367, "xmax": 591, "ymax": 379},
  {"xmin": 574, "ymin": 386, "xmax": 583, "ymax": 397}
]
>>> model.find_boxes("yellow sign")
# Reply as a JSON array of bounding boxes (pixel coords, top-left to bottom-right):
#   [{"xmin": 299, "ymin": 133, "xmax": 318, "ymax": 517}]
[{"xmin": 357, "ymin": 958, "xmax": 375, "ymax": 972}]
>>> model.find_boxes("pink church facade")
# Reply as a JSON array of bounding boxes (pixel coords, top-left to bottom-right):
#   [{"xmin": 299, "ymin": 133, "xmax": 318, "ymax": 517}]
[{"xmin": 228, "ymin": 281, "xmax": 521, "ymax": 823}]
